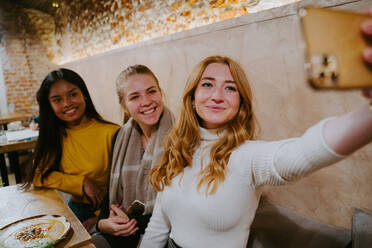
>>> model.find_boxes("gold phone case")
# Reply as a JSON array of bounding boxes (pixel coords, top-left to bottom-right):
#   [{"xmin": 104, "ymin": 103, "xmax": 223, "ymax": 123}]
[{"xmin": 300, "ymin": 7, "xmax": 372, "ymax": 89}]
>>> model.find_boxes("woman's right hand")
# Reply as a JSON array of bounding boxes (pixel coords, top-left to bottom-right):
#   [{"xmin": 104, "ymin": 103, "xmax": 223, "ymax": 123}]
[
  {"xmin": 83, "ymin": 178, "xmax": 104, "ymax": 209},
  {"xmin": 98, "ymin": 204, "xmax": 139, "ymax": 236}
]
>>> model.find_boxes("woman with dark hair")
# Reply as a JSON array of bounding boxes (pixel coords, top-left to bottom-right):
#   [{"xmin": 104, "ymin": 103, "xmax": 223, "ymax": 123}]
[{"xmin": 25, "ymin": 68, "xmax": 120, "ymax": 230}]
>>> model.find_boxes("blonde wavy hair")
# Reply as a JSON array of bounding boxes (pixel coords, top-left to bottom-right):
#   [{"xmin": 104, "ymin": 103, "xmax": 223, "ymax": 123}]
[
  {"xmin": 116, "ymin": 64, "xmax": 161, "ymax": 124},
  {"xmin": 150, "ymin": 56, "xmax": 257, "ymax": 195}
]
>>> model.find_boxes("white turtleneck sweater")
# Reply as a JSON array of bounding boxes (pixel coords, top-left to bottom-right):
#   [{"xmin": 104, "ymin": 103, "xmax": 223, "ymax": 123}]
[{"xmin": 140, "ymin": 119, "xmax": 344, "ymax": 248}]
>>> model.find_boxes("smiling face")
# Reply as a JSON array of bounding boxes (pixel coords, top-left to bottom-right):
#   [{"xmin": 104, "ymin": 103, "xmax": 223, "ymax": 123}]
[
  {"xmin": 194, "ymin": 63, "xmax": 241, "ymax": 129},
  {"xmin": 48, "ymin": 80, "xmax": 88, "ymax": 126},
  {"xmin": 122, "ymin": 73, "xmax": 163, "ymax": 134}
]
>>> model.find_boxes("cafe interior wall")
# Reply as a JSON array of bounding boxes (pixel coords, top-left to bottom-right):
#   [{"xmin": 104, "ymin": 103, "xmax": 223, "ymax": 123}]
[
  {"xmin": 0, "ymin": 0, "xmax": 298, "ymax": 115},
  {"xmin": 63, "ymin": 0, "xmax": 372, "ymax": 230},
  {"xmin": 0, "ymin": 0, "xmax": 371, "ymax": 229}
]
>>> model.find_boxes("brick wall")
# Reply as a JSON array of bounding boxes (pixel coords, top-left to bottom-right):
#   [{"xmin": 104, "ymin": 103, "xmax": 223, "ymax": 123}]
[
  {"xmin": 53, "ymin": 0, "xmax": 298, "ymax": 63},
  {"xmin": 0, "ymin": 1, "xmax": 54, "ymax": 115}
]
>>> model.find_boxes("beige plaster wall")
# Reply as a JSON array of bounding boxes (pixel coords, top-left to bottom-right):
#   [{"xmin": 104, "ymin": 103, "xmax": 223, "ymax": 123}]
[{"xmin": 64, "ymin": 0, "xmax": 372, "ymax": 229}]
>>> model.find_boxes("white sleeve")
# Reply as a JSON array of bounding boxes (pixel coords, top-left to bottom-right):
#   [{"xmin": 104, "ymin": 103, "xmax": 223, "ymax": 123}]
[
  {"xmin": 140, "ymin": 192, "xmax": 170, "ymax": 248},
  {"xmin": 273, "ymin": 118, "xmax": 344, "ymax": 182},
  {"xmin": 233, "ymin": 118, "xmax": 344, "ymax": 187},
  {"xmin": 232, "ymin": 138, "xmax": 289, "ymax": 186}
]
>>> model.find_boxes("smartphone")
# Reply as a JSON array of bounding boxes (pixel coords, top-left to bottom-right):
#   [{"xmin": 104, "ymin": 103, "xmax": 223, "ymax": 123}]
[
  {"xmin": 300, "ymin": 7, "xmax": 372, "ymax": 89},
  {"xmin": 125, "ymin": 200, "xmax": 145, "ymax": 217}
]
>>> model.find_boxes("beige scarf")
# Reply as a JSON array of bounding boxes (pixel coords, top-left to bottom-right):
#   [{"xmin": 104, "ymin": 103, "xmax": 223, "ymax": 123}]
[{"xmin": 109, "ymin": 108, "xmax": 173, "ymax": 214}]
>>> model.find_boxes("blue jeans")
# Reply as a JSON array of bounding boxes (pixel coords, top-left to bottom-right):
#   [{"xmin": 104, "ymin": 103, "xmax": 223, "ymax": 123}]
[{"xmin": 68, "ymin": 198, "xmax": 96, "ymax": 222}]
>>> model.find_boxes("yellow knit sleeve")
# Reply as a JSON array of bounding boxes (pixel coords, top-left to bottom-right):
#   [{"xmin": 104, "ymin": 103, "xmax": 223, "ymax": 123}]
[{"xmin": 33, "ymin": 168, "xmax": 85, "ymax": 196}]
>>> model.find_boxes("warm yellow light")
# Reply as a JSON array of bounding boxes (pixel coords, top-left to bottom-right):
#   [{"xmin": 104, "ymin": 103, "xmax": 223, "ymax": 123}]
[{"xmin": 52, "ymin": 2, "xmax": 59, "ymax": 8}]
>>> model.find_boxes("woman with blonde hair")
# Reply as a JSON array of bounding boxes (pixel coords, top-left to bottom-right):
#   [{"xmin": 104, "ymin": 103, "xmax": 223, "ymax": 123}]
[
  {"xmin": 92, "ymin": 64, "xmax": 174, "ymax": 248},
  {"xmin": 140, "ymin": 53, "xmax": 372, "ymax": 247}
]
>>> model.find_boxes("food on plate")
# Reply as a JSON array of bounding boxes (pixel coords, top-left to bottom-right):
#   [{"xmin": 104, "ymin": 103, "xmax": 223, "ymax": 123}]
[{"xmin": 0, "ymin": 215, "xmax": 70, "ymax": 248}]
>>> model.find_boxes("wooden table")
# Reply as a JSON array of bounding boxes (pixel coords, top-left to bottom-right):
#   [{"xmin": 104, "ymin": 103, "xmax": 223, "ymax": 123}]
[
  {"xmin": 0, "ymin": 139, "xmax": 37, "ymax": 154},
  {"xmin": 0, "ymin": 139, "xmax": 37, "ymax": 186},
  {"xmin": 0, "ymin": 113, "xmax": 31, "ymax": 128},
  {"xmin": 0, "ymin": 185, "xmax": 95, "ymax": 248}
]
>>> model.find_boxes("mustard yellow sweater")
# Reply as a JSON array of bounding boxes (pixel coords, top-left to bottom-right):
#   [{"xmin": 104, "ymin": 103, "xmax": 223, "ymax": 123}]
[{"xmin": 33, "ymin": 119, "xmax": 120, "ymax": 203}]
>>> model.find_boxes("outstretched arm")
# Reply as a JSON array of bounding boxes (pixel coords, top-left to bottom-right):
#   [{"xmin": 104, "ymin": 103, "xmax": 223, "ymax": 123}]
[
  {"xmin": 272, "ymin": 16, "xmax": 372, "ymax": 182},
  {"xmin": 323, "ymin": 16, "xmax": 372, "ymax": 155},
  {"xmin": 255, "ymin": 16, "xmax": 372, "ymax": 184},
  {"xmin": 323, "ymin": 104, "xmax": 372, "ymax": 155}
]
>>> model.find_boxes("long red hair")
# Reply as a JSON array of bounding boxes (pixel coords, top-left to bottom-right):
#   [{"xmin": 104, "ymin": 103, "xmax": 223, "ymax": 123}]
[{"xmin": 150, "ymin": 56, "xmax": 257, "ymax": 194}]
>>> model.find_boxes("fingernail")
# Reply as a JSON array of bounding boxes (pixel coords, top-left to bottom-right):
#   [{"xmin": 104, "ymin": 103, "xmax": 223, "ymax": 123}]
[{"xmin": 362, "ymin": 20, "xmax": 372, "ymax": 35}]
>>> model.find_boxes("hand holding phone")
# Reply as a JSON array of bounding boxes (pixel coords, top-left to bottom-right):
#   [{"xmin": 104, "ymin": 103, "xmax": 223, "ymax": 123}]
[
  {"xmin": 98, "ymin": 204, "xmax": 138, "ymax": 236},
  {"xmin": 300, "ymin": 7, "xmax": 372, "ymax": 89}
]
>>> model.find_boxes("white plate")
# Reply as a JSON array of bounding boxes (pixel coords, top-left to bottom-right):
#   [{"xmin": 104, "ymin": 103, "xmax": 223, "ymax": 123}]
[{"xmin": 0, "ymin": 215, "xmax": 70, "ymax": 248}]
